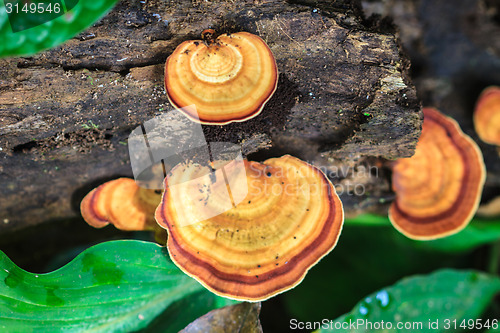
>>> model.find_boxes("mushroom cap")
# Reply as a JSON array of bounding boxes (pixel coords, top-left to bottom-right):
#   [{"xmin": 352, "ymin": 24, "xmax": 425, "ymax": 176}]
[
  {"xmin": 155, "ymin": 155, "xmax": 344, "ymax": 301},
  {"xmin": 80, "ymin": 178, "xmax": 162, "ymax": 231},
  {"xmin": 164, "ymin": 31, "xmax": 278, "ymax": 125},
  {"xmin": 473, "ymin": 86, "xmax": 500, "ymax": 146},
  {"xmin": 389, "ymin": 108, "xmax": 486, "ymax": 240}
]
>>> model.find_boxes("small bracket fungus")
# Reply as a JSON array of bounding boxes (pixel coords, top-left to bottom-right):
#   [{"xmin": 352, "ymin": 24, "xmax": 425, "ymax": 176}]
[
  {"xmin": 389, "ymin": 108, "xmax": 486, "ymax": 240},
  {"xmin": 80, "ymin": 178, "xmax": 162, "ymax": 232},
  {"xmin": 155, "ymin": 155, "xmax": 344, "ymax": 301},
  {"xmin": 474, "ymin": 86, "xmax": 500, "ymax": 146},
  {"xmin": 164, "ymin": 30, "xmax": 278, "ymax": 125}
]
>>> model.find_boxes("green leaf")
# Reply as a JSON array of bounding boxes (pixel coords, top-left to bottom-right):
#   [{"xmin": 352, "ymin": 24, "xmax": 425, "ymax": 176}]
[
  {"xmin": 321, "ymin": 270, "xmax": 500, "ymax": 333},
  {"xmin": 0, "ymin": 240, "xmax": 235, "ymax": 332},
  {"xmin": 0, "ymin": 0, "xmax": 119, "ymax": 58},
  {"xmin": 344, "ymin": 214, "xmax": 391, "ymax": 226},
  {"xmin": 282, "ymin": 224, "xmax": 465, "ymax": 323},
  {"xmin": 347, "ymin": 215, "xmax": 500, "ymax": 253}
]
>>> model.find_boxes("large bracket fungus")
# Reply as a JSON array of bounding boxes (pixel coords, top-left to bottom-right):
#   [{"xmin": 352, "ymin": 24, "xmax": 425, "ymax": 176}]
[
  {"xmin": 164, "ymin": 30, "xmax": 278, "ymax": 125},
  {"xmin": 389, "ymin": 108, "xmax": 486, "ymax": 240},
  {"xmin": 155, "ymin": 155, "xmax": 344, "ymax": 301},
  {"xmin": 474, "ymin": 86, "xmax": 500, "ymax": 146},
  {"xmin": 80, "ymin": 178, "xmax": 162, "ymax": 232}
]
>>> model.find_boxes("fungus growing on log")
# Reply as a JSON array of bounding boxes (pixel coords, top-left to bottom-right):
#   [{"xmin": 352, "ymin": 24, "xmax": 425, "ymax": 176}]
[
  {"xmin": 80, "ymin": 178, "xmax": 162, "ymax": 232},
  {"xmin": 155, "ymin": 155, "xmax": 344, "ymax": 301},
  {"xmin": 474, "ymin": 86, "xmax": 500, "ymax": 146},
  {"xmin": 389, "ymin": 108, "xmax": 486, "ymax": 240},
  {"xmin": 164, "ymin": 30, "xmax": 278, "ymax": 125}
]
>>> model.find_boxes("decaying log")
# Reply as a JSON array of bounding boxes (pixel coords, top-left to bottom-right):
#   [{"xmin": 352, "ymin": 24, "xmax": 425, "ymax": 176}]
[{"xmin": 0, "ymin": 0, "xmax": 421, "ymax": 232}]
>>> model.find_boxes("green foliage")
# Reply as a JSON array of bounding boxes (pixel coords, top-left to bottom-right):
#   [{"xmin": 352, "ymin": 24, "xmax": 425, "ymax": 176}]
[
  {"xmin": 0, "ymin": 0, "xmax": 119, "ymax": 58},
  {"xmin": 323, "ymin": 270, "xmax": 500, "ymax": 333},
  {"xmin": 0, "ymin": 240, "xmax": 235, "ymax": 332},
  {"xmin": 346, "ymin": 214, "xmax": 500, "ymax": 253},
  {"xmin": 284, "ymin": 215, "xmax": 500, "ymax": 324},
  {"xmin": 282, "ymin": 224, "xmax": 467, "ymax": 322},
  {"xmin": 1, "ymin": 214, "xmax": 499, "ymax": 332},
  {"xmin": 343, "ymin": 214, "xmax": 392, "ymax": 226}
]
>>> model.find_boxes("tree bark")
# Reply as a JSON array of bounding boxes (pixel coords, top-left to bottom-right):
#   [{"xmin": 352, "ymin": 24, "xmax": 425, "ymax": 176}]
[{"xmin": 0, "ymin": 0, "xmax": 421, "ymax": 232}]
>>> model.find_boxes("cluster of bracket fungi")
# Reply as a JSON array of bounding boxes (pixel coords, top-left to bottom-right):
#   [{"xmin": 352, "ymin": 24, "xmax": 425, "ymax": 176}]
[{"xmin": 80, "ymin": 30, "xmax": 499, "ymax": 301}]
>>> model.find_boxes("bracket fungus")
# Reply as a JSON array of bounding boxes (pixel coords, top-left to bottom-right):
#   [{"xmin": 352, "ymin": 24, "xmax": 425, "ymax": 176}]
[
  {"xmin": 474, "ymin": 86, "xmax": 500, "ymax": 146},
  {"xmin": 155, "ymin": 155, "xmax": 344, "ymax": 301},
  {"xmin": 164, "ymin": 30, "xmax": 278, "ymax": 125},
  {"xmin": 389, "ymin": 108, "xmax": 486, "ymax": 240},
  {"xmin": 80, "ymin": 178, "xmax": 162, "ymax": 232}
]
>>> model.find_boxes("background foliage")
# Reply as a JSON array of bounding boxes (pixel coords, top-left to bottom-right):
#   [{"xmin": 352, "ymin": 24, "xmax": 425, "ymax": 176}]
[
  {"xmin": 1, "ymin": 215, "xmax": 500, "ymax": 332},
  {"xmin": 0, "ymin": 0, "xmax": 119, "ymax": 57},
  {"xmin": 0, "ymin": 240, "xmax": 236, "ymax": 332}
]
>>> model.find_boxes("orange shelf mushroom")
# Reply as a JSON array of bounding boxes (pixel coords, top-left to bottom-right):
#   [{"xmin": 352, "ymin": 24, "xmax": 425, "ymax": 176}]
[
  {"xmin": 389, "ymin": 108, "xmax": 486, "ymax": 240},
  {"xmin": 81, "ymin": 178, "xmax": 162, "ymax": 232},
  {"xmin": 474, "ymin": 86, "xmax": 500, "ymax": 146},
  {"xmin": 164, "ymin": 30, "xmax": 278, "ymax": 125},
  {"xmin": 155, "ymin": 155, "xmax": 344, "ymax": 301}
]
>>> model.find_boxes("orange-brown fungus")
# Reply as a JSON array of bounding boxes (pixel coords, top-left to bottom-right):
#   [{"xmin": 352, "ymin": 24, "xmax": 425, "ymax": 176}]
[
  {"xmin": 389, "ymin": 108, "xmax": 486, "ymax": 240},
  {"xmin": 155, "ymin": 155, "xmax": 344, "ymax": 301},
  {"xmin": 164, "ymin": 31, "xmax": 278, "ymax": 125},
  {"xmin": 474, "ymin": 86, "xmax": 500, "ymax": 146},
  {"xmin": 80, "ymin": 178, "xmax": 162, "ymax": 232}
]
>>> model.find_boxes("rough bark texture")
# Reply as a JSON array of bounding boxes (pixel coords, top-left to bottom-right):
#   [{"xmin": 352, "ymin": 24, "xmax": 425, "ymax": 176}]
[
  {"xmin": 362, "ymin": 0, "xmax": 500, "ymax": 202},
  {"xmin": 0, "ymin": 0, "xmax": 421, "ymax": 233}
]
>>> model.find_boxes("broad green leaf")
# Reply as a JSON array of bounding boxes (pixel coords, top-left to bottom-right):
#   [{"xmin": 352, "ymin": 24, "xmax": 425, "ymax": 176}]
[
  {"xmin": 0, "ymin": 240, "xmax": 235, "ymax": 332},
  {"xmin": 321, "ymin": 270, "xmax": 500, "ymax": 333},
  {"xmin": 0, "ymin": 0, "xmax": 119, "ymax": 58},
  {"xmin": 282, "ymin": 224, "xmax": 466, "ymax": 322},
  {"xmin": 347, "ymin": 215, "xmax": 500, "ymax": 253}
]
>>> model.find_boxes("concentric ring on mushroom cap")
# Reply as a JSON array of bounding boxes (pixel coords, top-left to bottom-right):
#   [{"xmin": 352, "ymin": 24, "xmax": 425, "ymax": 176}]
[
  {"xmin": 474, "ymin": 86, "xmax": 500, "ymax": 146},
  {"xmin": 80, "ymin": 178, "xmax": 162, "ymax": 231},
  {"xmin": 155, "ymin": 155, "xmax": 344, "ymax": 301},
  {"xmin": 389, "ymin": 108, "xmax": 486, "ymax": 240},
  {"xmin": 164, "ymin": 31, "xmax": 278, "ymax": 125}
]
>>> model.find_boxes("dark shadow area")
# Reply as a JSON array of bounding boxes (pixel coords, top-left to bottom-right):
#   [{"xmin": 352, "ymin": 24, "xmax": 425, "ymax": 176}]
[
  {"xmin": 260, "ymin": 294, "xmax": 301, "ymax": 333},
  {"xmin": 247, "ymin": 145, "xmax": 298, "ymax": 162},
  {"xmin": 203, "ymin": 74, "xmax": 300, "ymax": 145},
  {"xmin": 0, "ymin": 217, "xmax": 154, "ymax": 273}
]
